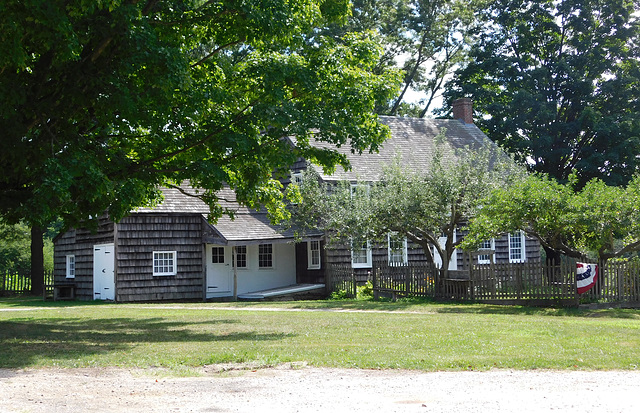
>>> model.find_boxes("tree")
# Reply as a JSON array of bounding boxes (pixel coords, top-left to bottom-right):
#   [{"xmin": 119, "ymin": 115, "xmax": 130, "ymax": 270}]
[
  {"xmin": 0, "ymin": 219, "xmax": 55, "ymax": 275},
  {"xmin": 444, "ymin": 0, "xmax": 640, "ymax": 188},
  {"xmin": 462, "ymin": 172, "xmax": 640, "ymax": 263},
  {"xmin": 323, "ymin": 0, "xmax": 482, "ymax": 117},
  {"xmin": 0, "ymin": 1, "xmax": 400, "ymax": 291},
  {"xmin": 290, "ymin": 132, "xmax": 517, "ymax": 274}
]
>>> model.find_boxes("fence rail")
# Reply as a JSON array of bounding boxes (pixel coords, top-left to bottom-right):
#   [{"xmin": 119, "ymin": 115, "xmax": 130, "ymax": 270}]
[
  {"xmin": 327, "ymin": 259, "xmax": 640, "ymax": 306},
  {"xmin": 0, "ymin": 270, "xmax": 54, "ymax": 296}
]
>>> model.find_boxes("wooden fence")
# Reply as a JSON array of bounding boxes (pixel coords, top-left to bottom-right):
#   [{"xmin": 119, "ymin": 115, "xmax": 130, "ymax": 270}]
[
  {"xmin": 0, "ymin": 270, "xmax": 54, "ymax": 296},
  {"xmin": 327, "ymin": 259, "xmax": 640, "ymax": 307},
  {"xmin": 327, "ymin": 263, "xmax": 358, "ymax": 298}
]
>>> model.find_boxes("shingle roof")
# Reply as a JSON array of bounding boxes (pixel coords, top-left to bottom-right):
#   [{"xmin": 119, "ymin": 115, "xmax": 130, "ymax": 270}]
[
  {"xmin": 305, "ymin": 116, "xmax": 494, "ymax": 182},
  {"xmin": 132, "ymin": 117, "xmax": 493, "ymax": 243},
  {"xmin": 134, "ymin": 185, "xmax": 304, "ymax": 244}
]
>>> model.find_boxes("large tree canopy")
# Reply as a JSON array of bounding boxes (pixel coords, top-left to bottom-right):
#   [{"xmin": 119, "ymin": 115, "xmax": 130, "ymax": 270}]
[
  {"xmin": 323, "ymin": 0, "xmax": 481, "ymax": 117},
  {"xmin": 0, "ymin": 0, "xmax": 400, "ymax": 230},
  {"xmin": 444, "ymin": 0, "xmax": 640, "ymax": 187},
  {"xmin": 462, "ymin": 172, "xmax": 640, "ymax": 262}
]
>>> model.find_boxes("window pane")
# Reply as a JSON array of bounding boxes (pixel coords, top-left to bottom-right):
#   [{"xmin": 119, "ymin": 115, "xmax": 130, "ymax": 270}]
[
  {"xmin": 211, "ymin": 247, "xmax": 225, "ymax": 264},
  {"xmin": 510, "ymin": 232, "xmax": 522, "ymax": 261},
  {"xmin": 259, "ymin": 244, "xmax": 273, "ymax": 268},
  {"xmin": 309, "ymin": 240, "xmax": 320, "ymax": 268},
  {"xmin": 153, "ymin": 251, "xmax": 176, "ymax": 275},
  {"xmin": 66, "ymin": 255, "xmax": 75, "ymax": 278},
  {"xmin": 235, "ymin": 245, "xmax": 247, "ymax": 268}
]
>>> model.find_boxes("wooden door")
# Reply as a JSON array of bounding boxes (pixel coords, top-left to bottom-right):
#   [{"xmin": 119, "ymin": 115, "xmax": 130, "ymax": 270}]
[
  {"xmin": 206, "ymin": 245, "xmax": 232, "ymax": 297},
  {"xmin": 93, "ymin": 244, "xmax": 115, "ymax": 300}
]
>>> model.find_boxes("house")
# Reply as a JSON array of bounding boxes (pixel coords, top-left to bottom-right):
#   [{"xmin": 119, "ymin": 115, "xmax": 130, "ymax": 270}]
[
  {"xmin": 53, "ymin": 186, "xmax": 325, "ymax": 302},
  {"xmin": 290, "ymin": 98, "xmax": 540, "ymax": 281},
  {"xmin": 53, "ymin": 98, "xmax": 539, "ymax": 301}
]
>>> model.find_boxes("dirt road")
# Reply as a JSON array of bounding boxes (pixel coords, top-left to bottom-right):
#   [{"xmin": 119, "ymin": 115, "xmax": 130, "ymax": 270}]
[{"xmin": 1, "ymin": 365, "xmax": 639, "ymax": 413}]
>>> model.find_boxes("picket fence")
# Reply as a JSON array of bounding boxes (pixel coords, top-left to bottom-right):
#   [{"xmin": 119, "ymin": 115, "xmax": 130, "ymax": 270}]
[
  {"xmin": 0, "ymin": 270, "xmax": 54, "ymax": 296},
  {"xmin": 327, "ymin": 259, "xmax": 640, "ymax": 307}
]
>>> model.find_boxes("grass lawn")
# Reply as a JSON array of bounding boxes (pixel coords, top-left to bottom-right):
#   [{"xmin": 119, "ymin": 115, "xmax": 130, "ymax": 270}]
[{"xmin": 0, "ymin": 297, "xmax": 639, "ymax": 374}]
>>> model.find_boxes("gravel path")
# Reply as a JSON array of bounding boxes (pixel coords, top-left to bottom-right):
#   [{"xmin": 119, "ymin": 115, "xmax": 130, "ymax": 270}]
[{"xmin": 1, "ymin": 366, "xmax": 639, "ymax": 413}]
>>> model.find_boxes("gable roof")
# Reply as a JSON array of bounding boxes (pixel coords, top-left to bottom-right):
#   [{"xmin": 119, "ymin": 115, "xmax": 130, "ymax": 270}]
[
  {"xmin": 302, "ymin": 116, "xmax": 494, "ymax": 182},
  {"xmin": 134, "ymin": 185, "xmax": 305, "ymax": 245}
]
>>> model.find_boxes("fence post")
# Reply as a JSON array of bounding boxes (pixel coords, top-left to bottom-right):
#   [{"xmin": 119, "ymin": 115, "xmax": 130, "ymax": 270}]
[{"xmin": 352, "ymin": 270, "xmax": 356, "ymax": 298}]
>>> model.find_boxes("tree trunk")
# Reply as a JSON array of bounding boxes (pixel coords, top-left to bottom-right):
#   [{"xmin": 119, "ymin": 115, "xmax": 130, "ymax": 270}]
[
  {"xmin": 544, "ymin": 245, "xmax": 562, "ymax": 266},
  {"xmin": 30, "ymin": 225, "xmax": 44, "ymax": 296}
]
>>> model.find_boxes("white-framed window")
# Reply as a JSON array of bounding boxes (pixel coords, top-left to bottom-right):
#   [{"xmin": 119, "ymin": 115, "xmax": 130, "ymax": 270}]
[
  {"xmin": 65, "ymin": 255, "xmax": 75, "ymax": 278},
  {"xmin": 291, "ymin": 172, "xmax": 303, "ymax": 185},
  {"xmin": 259, "ymin": 244, "xmax": 273, "ymax": 268},
  {"xmin": 153, "ymin": 251, "xmax": 177, "ymax": 276},
  {"xmin": 234, "ymin": 245, "xmax": 247, "ymax": 269},
  {"xmin": 350, "ymin": 183, "xmax": 370, "ymax": 198},
  {"xmin": 307, "ymin": 240, "xmax": 321, "ymax": 269},
  {"xmin": 387, "ymin": 234, "xmax": 408, "ymax": 265},
  {"xmin": 477, "ymin": 239, "xmax": 495, "ymax": 264},
  {"xmin": 351, "ymin": 239, "xmax": 372, "ymax": 269},
  {"xmin": 509, "ymin": 231, "xmax": 526, "ymax": 263}
]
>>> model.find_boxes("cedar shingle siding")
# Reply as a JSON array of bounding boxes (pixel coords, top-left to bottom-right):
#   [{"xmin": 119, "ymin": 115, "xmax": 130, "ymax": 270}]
[
  {"xmin": 115, "ymin": 214, "xmax": 204, "ymax": 302},
  {"xmin": 53, "ymin": 216, "xmax": 114, "ymax": 300},
  {"xmin": 54, "ymin": 214, "xmax": 205, "ymax": 302}
]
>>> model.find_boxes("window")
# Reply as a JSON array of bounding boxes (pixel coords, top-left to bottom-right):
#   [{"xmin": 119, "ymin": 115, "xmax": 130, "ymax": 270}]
[
  {"xmin": 65, "ymin": 255, "xmax": 75, "ymax": 278},
  {"xmin": 291, "ymin": 172, "xmax": 303, "ymax": 185},
  {"xmin": 509, "ymin": 231, "xmax": 526, "ymax": 263},
  {"xmin": 307, "ymin": 240, "xmax": 321, "ymax": 269},
  {"xmin": 388, "ymin": 234, "xmax": 407, "ymax": 265},
  {"xmin": 211, "ymin": 247, "xmax": 225, "ymax": 264},
  {"xmin": 259, "ymin": 244, "xmax": 273, "ymax": 268},
  {"xmin": 350, "ymin": 183, "xmax": 370, "ymax": 198},
  {"xmin": 153, "ymin": 251, "xmax": 177, "ymax": 276},
  {"xmin": 235, "ymin": 245, "xmax": 247, "ymax": 269},
  {"xmin": 351, "ymin": 239, "xmax": 372, "ymax": 268},
  {"xmin": 478, "ymin": 239, "xmax": 495, "ymax": 264}
]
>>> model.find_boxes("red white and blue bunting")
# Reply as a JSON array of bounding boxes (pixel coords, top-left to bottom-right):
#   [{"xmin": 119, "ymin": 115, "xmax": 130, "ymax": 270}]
[{"xmin": 576, "ymin": 262, "xmax": 598, "ymax": 294}]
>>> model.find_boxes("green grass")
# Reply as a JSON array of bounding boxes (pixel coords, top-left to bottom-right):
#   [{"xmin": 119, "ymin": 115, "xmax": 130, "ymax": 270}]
[{"xmin": 0, "ymin": 297, "xmax": 639, "ymax": 374}]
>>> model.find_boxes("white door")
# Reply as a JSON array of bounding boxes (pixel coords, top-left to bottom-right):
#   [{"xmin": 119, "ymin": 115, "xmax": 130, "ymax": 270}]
[
  {"xmin": 206, "ymin": 245, "xmax": 232, "ymax": 297},
  {"xmin": 433, "ymin": 234, "xmax": 458, "ymax": 271},
  {"xmin": 93, "ymin": 244, "xmax": 115, "ymax": 300}
]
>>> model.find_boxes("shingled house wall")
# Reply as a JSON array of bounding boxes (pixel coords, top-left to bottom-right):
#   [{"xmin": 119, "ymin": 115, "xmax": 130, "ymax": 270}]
[
  {"xmin": 115, "ymin": 213, "xmax": 205, "ymax": 302},
  {"xmin": 53, "ymin": 216, "xmax": 115, "ymax": 300}
]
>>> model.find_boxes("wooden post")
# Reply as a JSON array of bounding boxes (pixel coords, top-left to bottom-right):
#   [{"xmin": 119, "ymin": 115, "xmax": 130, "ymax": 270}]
[
  {"xmin": 232, "ymin": 246, "xmax": 238, "ymax": 301},
  {"xmin": 372, "ymin": 262, "xmax": 378, "ymax": 300},
  {"xmin": 352, "ymin": 270, "xmax": 356, "ymax": 298}
]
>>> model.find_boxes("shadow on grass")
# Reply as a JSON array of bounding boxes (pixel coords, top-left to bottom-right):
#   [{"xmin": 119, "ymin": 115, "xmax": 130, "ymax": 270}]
[
  {"xmin": 0, "ymin": 296, "xmax": 110, "ymax": 308},
  {"xmin": 0, "ymin": 317, "xmax": 295, "ymax": 369}
]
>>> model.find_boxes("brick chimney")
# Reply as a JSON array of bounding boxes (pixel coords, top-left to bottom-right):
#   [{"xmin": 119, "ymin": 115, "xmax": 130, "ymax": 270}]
[{"xmin": 452, "ymin": 98, "xmax": 473, "ymax": 124}]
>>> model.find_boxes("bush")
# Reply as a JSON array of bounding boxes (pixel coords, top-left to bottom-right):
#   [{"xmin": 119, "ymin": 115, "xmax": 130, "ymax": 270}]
[{"xmin": 356, "ymin": 281, "xmax": 374, "ymax": 300}]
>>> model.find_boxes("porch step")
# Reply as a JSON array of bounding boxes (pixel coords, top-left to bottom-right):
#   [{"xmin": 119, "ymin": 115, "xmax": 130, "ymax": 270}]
[{"xmin": 237, "ymin": 283, "xmax": 325, "ymax": 301}]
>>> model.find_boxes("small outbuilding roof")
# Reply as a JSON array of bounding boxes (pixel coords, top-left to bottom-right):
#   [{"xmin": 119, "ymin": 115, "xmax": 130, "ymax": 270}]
[{"xmin": 134, "ymin": 185, "xmax": 311, "ymax": 245}]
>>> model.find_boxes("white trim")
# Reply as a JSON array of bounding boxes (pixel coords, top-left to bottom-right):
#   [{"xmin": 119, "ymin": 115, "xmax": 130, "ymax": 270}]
[
  {"xmin": 291, "ymin": 172, "xmax": 303, "ymax": 185},
  {"xmin": 387, "ymin": 234, "xmax": 408, "ymax": 265},
  {"xmin": 351, "ymin": 240, "xmax": 372, "ymax": 269},
  {"xmin": 65, "ymin": 255, "xmax": 75, "ymax": 278},
  {"xmin": 153, "ymin": 251, "xmax": 177, "ymax": 276},
  {"xmin": 508, "ymin": 231, "xmax": 526, "ymax": 263},
  {"xmin": 433, "ymin": 230, "xmax": 458, "ymax": 271},
  {"xmin": 477, "ymin": 239, "xmax": 495, "ymax": 264},
  {"xmin": 350, "ymin": 183, "xmax": 370, "ymax": 198},
  {"xmin": 307, "ymin": 240, "xmax": 321, "ymax": 270}
]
